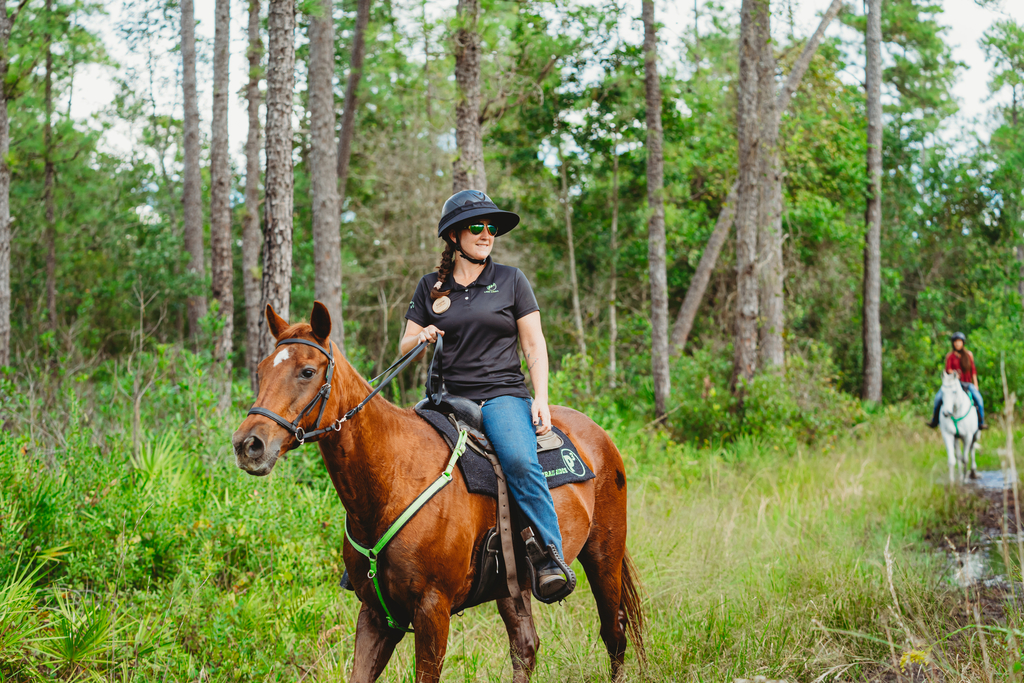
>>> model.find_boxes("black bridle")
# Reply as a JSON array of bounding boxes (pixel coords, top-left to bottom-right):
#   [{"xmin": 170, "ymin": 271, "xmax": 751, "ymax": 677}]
[{"xmin": 247, "ymin": 337, "xmax": 429, "ymax": 445}]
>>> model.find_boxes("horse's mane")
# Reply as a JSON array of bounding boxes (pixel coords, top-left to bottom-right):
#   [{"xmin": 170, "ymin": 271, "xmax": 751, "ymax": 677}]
[{"xmin": 277, "ymin": 322, "xmax": 318, "ymax": 341}]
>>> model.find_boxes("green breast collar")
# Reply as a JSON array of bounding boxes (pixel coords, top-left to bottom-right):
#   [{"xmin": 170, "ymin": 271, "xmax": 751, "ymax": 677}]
[{"xmin": 344, "ymin": 429, "xmax": 469, "ymax": 632}]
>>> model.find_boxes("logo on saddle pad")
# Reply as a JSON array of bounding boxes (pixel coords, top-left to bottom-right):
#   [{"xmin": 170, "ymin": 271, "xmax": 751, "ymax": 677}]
[
  {"xmin": 543, "ymin": 449, "xmax": 586, "ymax": 479},
  {"xmin": 485, "ymin": 283, "xmax": 499, "ymax": 293}
]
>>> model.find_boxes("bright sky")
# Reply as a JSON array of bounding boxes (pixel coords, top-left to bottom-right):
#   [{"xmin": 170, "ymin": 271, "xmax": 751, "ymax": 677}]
[{"xmin": 69, "ymin": 0, "xmax": 1024, "ymax": 168}]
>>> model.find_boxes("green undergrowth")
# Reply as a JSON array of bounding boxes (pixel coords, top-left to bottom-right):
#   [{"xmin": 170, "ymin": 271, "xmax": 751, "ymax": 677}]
[{"xmin": 1, "ymin": 369, "xmax": 1023, "ymax": 680}]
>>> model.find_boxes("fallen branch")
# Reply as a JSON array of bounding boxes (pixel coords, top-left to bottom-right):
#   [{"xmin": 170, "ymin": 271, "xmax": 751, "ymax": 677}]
[{"xmin": 669, "ymin": 0, "xmax": 846, "ymax": 355}]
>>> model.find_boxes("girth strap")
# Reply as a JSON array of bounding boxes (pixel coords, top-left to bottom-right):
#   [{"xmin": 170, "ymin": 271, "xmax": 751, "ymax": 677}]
[{"xmin": 345, "ymin": 429, "xmax": 469, "ymax": 632}]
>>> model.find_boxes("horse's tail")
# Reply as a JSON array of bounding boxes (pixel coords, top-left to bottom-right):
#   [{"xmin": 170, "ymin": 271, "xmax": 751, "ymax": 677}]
[{"xmin": 621, "ymin": 549, "xmax": 648, "ymax": 670}]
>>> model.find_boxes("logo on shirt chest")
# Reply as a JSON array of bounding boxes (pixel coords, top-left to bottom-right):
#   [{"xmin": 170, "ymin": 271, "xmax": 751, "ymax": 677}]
[{"xmin": 485, "ymin": 283, "xmax": 499, "ymax": 294}]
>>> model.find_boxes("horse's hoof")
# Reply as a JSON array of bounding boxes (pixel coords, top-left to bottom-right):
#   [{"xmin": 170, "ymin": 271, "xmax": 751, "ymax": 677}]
[{"xmin": 969, "ymin": 469, "xmax": 979, "ymax": 480}]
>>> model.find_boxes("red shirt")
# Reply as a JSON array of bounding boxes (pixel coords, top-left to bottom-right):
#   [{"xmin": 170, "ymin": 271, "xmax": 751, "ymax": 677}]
[{"xmin": 945, "ymin": 350, "xmax": 977, "ymax": 386}]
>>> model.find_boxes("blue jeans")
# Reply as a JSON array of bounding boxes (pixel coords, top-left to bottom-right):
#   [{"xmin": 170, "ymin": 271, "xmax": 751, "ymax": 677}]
[
  {"xmin": 933, "ymin": 383, "xmax": 984, "ymax": 424},
  {"xmin": 480, "ymin": 395, "xmax": 563, "ymax": 557}
]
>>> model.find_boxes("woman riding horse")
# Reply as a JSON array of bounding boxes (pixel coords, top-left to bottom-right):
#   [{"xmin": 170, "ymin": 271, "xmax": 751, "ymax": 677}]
[
  {"xmin": 927, "ymin": 331, "xmax": 987, "ymax": 430},
  {"xmin": 401, "ymin": 189, "xmax": 573, "ymax": 601}
]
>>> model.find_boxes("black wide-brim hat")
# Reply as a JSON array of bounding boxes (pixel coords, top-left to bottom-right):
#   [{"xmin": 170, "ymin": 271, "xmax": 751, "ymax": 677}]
[{"xmin": 437, "ymin": 190, "xmax": 520, "ymax": 239}]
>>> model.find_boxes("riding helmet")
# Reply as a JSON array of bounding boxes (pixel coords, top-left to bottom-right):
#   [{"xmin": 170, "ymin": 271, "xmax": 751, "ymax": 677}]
[
  {"xmin": 437, "ymin": 190, "xmax": 520, "ymax": 241},
  {"xmin": 951, "ymin": 331, "xmax": 967, "ymax": 343}
]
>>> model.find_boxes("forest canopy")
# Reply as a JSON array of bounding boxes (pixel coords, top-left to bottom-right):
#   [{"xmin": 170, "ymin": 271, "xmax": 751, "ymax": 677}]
[{"xmin": 0, "ymin": 0, "xmax": 1021, "ymax": 442}]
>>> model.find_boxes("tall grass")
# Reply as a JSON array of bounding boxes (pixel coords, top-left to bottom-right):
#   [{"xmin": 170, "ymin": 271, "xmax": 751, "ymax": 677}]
[{"xmin": 1, "ymin": 359, "xmax": 1022, "ymax": 680}]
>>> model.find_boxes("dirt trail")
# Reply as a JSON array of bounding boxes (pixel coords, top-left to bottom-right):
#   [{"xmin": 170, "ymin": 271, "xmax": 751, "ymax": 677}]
[{"xmin": 938, "ymin": 470, "xmax": 1023, "ymax": 619}]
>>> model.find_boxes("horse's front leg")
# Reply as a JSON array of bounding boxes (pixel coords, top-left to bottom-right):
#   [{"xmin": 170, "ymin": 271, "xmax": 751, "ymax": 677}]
[
  {"xmin": 412, "ymin": 589, "xmax": 454, "ymax": 683},
  {"xmin": 350, "ymin": 603, "xmax": 405, "ymax": 683},
  {"xmin": 969, "ymin": 434, "xmax": 979, "ymax": 477},
  {"xmin": 942, "ymin": 431, "xmax": 957, "ymax": 485},
  {"xmin": 955, "ymin": 439, "xmax": 966, "ymax": 484}
]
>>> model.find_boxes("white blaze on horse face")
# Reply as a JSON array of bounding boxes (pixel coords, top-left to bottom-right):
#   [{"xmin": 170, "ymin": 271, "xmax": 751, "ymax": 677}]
[{"xmin": 273, "ymin": 348, "xmax": 290, "ymax": 367}]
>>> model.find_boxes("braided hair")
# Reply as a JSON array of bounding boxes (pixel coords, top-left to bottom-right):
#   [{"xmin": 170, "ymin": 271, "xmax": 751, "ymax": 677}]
[{"xmin": 431, "ymin": 238, "xmax": 456, "ymax": 300}]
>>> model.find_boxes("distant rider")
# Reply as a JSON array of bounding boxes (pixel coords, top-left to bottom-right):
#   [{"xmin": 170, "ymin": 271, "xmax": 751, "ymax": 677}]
[{"xmin": 927, "ymin": 331, "xmax": 987, "ymax": 430}]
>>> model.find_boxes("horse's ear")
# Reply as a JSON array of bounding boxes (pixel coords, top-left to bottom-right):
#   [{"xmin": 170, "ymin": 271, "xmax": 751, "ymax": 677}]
[
  {"xmin": 265, "ymin": 304, "xmax": 289, "ymax": 341},
  {"xmin": 310, "ymin": 301, "xmax": 332, "ymax": 345}
]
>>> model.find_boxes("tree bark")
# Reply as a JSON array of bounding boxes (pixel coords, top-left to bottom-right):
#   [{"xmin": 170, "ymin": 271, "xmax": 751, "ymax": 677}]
[
  {"xmin": 44, "ymin": 0, "xmax": 56, "ymax": 331},
  {"xmin": 210, "ymin": 0, "xmax": 233, "ymax": 406},
  {"xmin": 308, "ymin": 0, "xmax": 343, "ymax": 352},
  {"xmin": 756, "ymin": 4, "xmax": 784, "ymax": 370},
  {"xmin": 1018, "ymin": 243, "xmax": 1024, "ymax": 313},
  {"xmin": 181, "ymin": 0, "xmax": 207, "ymax": 342},
  {"xmin": 0, "ymin": 10, "xmax": 9, "ymax": 368},
  {"xmin": 609, "ymin": 149, "xmax": 619, "ymax": 389},
  {"xmin": 670, "ymin": 0, "xmax": 844, "ymax": 355},
  {"xmin": 336, "ymin": 0, "xmax": 370, "ymax": 197},
  {"xmin": 260, "ymin": 0, "xmax": 296, "ymax": 360},
  {"xmin": 243, "ymin": 0, "xmax": 263, "ymax": 393},
  {"xmin": 559, "ymin": 149, "xmax": 586, "ymax": 358},
  {"xmin": 862, "ymin": 0, "xmax": 883, "ymax": 402},
  {"xmin": 0, "ymin": 3, "xmax": 22, "ymax": 368},
  {"xmin": 452, "ymin": 0, "xmax": 485, "ymax": 192},
  {"xmin": 643, "ymin": 0, "xmax": 670, "ymax": 419},
  {"xmin": 732, "ymin": 0, "xmax": 763, "ymax": 389}
]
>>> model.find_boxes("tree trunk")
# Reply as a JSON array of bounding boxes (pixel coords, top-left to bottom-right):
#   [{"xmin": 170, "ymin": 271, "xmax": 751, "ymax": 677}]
[
  {"xmin": 732, "ymin": 0, "xmax": 763, "ymax": 389},
  {"xmin": 670, "ymin": 0, "xmax": 844, "ymax": 355},
  {"xmin": 0, "ymin": 7, "xmax": 15, "ymax": 367},
  {"xmin": 260, "ymin": 0, "xmax": 296, "ymax": 360},
  {"xmin": 670, "ymin": 184, "xmax": 736, "ymax": 353},
  {"xmin": 181, "ymin": 0, "xmax": 207, "ymax": 342},
  {"xmin": 308, "ymin": 0, "xmax": 343, "ymax": 351},
  {"xmin": 756, "ymin": 4, "xmax": 784, "ymax": 370},
  {"xmin": 1018, "ymin": 242, "xmax": 1024, "ymax": 313},
  {"xmin": 559, "ymin": 150, "xmax": 586, "ymax": 358},
  {"xmin": 336, "ymin": 0, "xmax": 370, "ymax": 192},
  {"xmin": 243, "ymin": 0, "xmax": 263, "ymax": 393},
  {"xmin": 210, "ymin": 0, "xmax": 233, "ymax": 407},
  {"xmin": 44, "ymin": 1, "xmax": 56, "ymax": 331},
  {"xmin": 862, "ymin": 0, "xmax": 883, "ymax": 402},
  {"xmin": 609, "ymin": 149, "xmax": 619, "ymax": 389},
  {"xmin": 452, "ymin": 0, "xmax": 485, "ymax": 193},
  {"xmin": 643, "ymin": 0, "xmax": 669, "ymax": 419}
]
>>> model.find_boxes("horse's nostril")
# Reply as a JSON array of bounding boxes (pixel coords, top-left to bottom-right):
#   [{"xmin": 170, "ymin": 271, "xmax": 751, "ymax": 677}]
[{"xmin": 245, "ymin": 435, "xmax": 265, "ymax": 459}]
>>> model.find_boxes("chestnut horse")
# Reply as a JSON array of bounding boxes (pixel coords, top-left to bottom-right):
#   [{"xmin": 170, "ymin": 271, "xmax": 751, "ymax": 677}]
[{"xmin": 232, "ymin": 303, "xmax": 645, "ymax": 682}]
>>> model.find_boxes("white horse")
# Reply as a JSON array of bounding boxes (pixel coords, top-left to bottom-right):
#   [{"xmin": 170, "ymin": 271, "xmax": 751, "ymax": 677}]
[{"xmin": 938, "ymin": 371, "xmax": 980, "ymax": 484}]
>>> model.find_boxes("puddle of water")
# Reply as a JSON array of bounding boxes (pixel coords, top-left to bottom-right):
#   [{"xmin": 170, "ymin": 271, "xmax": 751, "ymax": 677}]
[
  {"xmin": 968, "ymin": 470, "xmax": 1007, "ymax": 492},
  {"xmin": 941, "ymin": 470, "xmax": 1024, "ymax": 588},
  {"xmin": 952, "ymin": 550, "xmax": 989, "ymax": 587}
]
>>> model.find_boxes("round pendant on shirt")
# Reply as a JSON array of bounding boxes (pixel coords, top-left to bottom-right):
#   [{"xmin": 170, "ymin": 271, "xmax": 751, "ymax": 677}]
[{"xmin": 432, "ymin": 296, "xmax": 451, "ymax": 314}]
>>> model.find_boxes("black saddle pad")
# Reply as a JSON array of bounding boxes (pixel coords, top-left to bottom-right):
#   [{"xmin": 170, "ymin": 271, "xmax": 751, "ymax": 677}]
[{"xmin": 415, "ymin": 407, "xmax": 595, "ymax": 498}]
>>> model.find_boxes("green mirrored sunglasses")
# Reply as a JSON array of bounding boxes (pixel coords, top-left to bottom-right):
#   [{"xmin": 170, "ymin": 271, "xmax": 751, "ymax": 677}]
[{"xmin": 467, "ymin": 223, "xmax": 498, "ymax": 236}]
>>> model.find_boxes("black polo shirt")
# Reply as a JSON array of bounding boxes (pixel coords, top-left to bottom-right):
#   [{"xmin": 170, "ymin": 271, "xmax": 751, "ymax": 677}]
[{"xmin": 406, "ymin": 258, "xmax": 539, "ymax": 402}]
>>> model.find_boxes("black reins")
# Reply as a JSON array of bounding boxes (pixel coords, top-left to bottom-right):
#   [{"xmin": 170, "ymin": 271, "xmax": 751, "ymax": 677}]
[{"xmin": 247, "ymin": 337, "xmax": 429, "ymax": 445}]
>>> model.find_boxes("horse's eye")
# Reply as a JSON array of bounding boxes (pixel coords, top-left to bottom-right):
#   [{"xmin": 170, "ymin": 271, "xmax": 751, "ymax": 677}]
[{"xmin": 300, "ymin": 368, "xmax": 316, "ymax": 379}]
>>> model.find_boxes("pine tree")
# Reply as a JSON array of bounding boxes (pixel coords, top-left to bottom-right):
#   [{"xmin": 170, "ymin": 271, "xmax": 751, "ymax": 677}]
[
  {"xmin": 210, "ymin": 0, "xmax": 233, "ymax": 406},
  {"xmin": 452, "ymin": 0, "xmax": 485, "ymax": 192},
  {"xmin": 732, "ymin": 0, "xmax": 764, "ymax": 388},
  {"xmin": 308, "ymin": 0, "xmax": 342, "ymax": 346},
  {"xmin": 862, "ymin": 0, "xmax": 883, "ymax": 402},
  {"xmin": 180, "ymin": 0, "xmax": 207, "ymax": 342},
  {"xmin": 243, "ymin": 0, "xmax": 263, "ymax": 391},
  {"xmin": 260, "ymin": 0, "xmax": 296, "ymax": 359},
  {"xmin": 643, "ymin": 0, "xmax": 669, "ymax": 418}
]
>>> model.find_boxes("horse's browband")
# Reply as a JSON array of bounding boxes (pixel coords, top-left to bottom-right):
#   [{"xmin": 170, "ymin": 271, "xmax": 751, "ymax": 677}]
[
  {"xmin": 246, "ymin": 337, "xmax": 429, "ymax": 444},
  {"xmin": 247, "ymin": 338, "xmax": 338, "ymax": 444}
]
